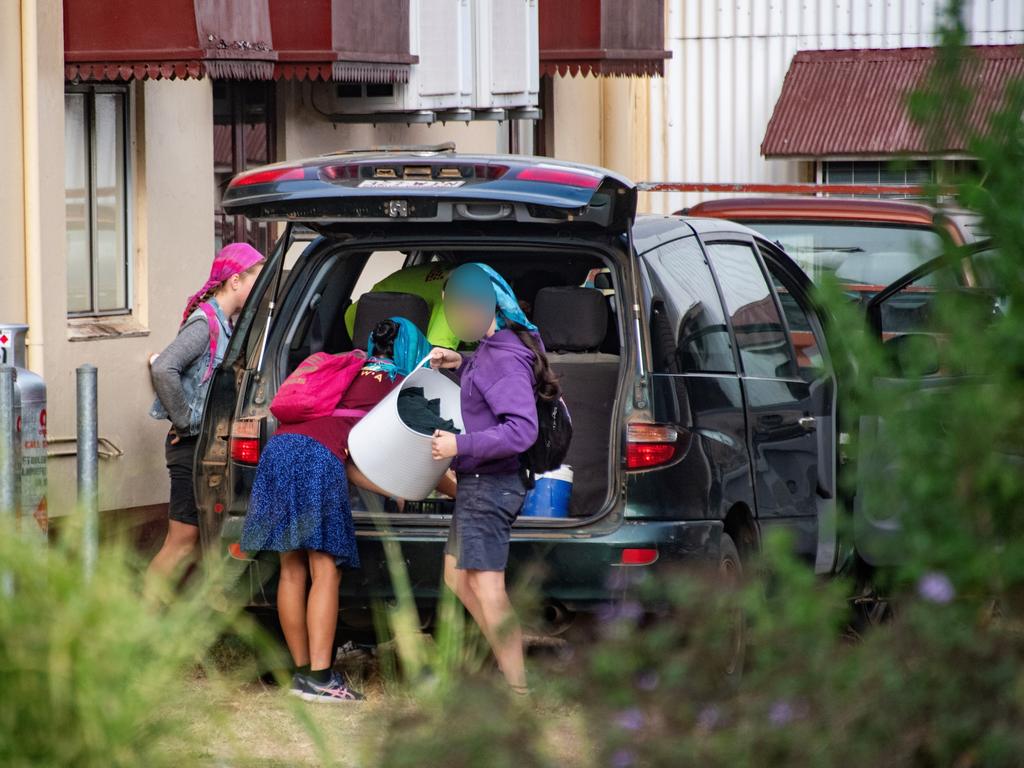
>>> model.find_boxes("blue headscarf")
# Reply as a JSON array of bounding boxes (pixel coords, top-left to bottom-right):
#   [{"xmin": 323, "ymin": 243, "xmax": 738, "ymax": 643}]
[
  {"xmin": 470, "ymin": 263, "xmax": 538, "ymax": 332},
  {"xmin": 364, "ymin": 316, "xmax": 433, "ymax": 380}
]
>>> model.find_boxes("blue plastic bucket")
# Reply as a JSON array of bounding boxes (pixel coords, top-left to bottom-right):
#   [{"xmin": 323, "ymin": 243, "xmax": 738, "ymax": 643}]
[{"xmin": 521, "ymin": 465, "xmax": 574, "ymax": 518}]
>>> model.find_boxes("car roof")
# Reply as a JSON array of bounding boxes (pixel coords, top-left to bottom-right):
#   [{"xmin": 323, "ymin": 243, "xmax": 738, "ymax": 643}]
[
  {"xmin": 684, "ymin": 196, "xmax": 940, "ymax": 227},
  {"xmin": 632, "ymin": 214, "xmax": 767, "ymax": 253}
]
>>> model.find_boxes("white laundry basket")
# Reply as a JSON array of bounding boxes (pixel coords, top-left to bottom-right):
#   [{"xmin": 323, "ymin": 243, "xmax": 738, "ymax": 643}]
[{"xmin": 348, "ymin": 357, "xmax": 464, "ymax": 500}]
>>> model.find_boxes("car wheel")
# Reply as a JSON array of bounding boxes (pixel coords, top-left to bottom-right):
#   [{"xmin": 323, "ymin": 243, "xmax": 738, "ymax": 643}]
[{"xmin": 718, "ymin": 532, "xmax": 746, "ymax": 684}]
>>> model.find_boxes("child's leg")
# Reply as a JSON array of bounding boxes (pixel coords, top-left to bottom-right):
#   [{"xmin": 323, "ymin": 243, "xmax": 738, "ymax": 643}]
[
  {"xmin": 278, "ymin": 550, "xmax": 311, "ymax": 668},
  {"xmin": 465, "ymin": 569, "xmax": 526, "ymax": 690},
  {"xmin": 306, "ymin": 550, "xmax": 342, "ymax": 671},
  {"xmin": 145, "ymin": 520, "xmax": 200, "ymax": 597},
  {"xmin": 443, "ymin": 553, "xmax": 488, "ymax": 629}
]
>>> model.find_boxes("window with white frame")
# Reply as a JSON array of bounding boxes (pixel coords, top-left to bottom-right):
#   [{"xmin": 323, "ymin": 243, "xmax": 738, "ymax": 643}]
[
  {"xmin": 821, "ymin": 159, "xmax": 933, "ymax": 198},
  {"xmin": 64, "ymin": 85, "xmax": 131, "ymax": 316}
]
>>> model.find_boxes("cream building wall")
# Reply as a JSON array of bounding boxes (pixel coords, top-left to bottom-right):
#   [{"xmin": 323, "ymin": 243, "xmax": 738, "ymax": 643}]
[
  {"xmin": 1, "ymin": 0, "xmax": 217, "ymax": 517},
  {"xmin": 548, "ymin": 76, "xmax": 649, "ymax": 176},
  {"xmin": 46, "ymin": 78, "xmax": 216, "ymax": 517},
  {"xmin": 0, "ymin": 2, "xmax": 28, "ymax": 327}
]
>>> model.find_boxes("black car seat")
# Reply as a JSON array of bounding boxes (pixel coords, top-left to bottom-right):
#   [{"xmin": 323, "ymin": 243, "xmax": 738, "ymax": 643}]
[
  {"xmin": 344, "ymin": 291, "xmax": 431, "ymax": 514},
  {"xmin": 533, "ymin": 286, "xmax": 620, "ymax": 517},
  {"xmin": 592, "ymin": 270, "xmax": 621, "ymax": 355},
  {"xmin": 350, "ymin": 291, "xmax": 431, "ymax": 351}
]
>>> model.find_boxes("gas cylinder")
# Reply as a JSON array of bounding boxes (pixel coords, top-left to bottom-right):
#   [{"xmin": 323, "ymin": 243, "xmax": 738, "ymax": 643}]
[{"xmin": 0, "ymin": 324, "xmax": 48, "ymax": 534}]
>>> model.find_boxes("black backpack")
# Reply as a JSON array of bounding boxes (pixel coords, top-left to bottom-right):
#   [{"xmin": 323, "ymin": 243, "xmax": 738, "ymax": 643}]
[{"xmin": 520, "ymin": 396, "xmax": 572, "ymax": 489}]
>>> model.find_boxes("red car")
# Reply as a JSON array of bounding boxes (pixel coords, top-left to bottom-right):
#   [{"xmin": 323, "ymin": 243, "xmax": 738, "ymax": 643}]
[
  {"xmin": 684, "ymin": 197, "xmax": 983, "ymax": 283},
  {"xmin": 683, "ymin": 196, "xmax": 986, "ymax": 356}
]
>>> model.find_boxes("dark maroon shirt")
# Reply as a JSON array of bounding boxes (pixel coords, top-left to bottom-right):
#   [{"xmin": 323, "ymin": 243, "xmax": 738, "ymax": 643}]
[{"xmin": 276, "ymin": 367, "xmax": 403, "ymax": 463}]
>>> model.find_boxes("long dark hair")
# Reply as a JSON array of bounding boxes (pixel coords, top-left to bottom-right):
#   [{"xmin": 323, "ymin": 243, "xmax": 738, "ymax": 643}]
[
  {"xmin": 507, "ymin": 322, "xmax": 560, "ymax": 402},
  {"xmin": 369, "ymin": 319, "xmax": 400, "ymax": 360}
]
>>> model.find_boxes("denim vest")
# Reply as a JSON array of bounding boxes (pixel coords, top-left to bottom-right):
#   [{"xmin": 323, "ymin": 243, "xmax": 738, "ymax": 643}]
[{"xmin": 149, "ymin": 298, "xmax": 232, "ymax": 436}]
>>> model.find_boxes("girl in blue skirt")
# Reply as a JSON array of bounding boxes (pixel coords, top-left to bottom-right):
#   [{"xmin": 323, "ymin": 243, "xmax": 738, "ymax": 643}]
[{"xmin": 242, "ymin": 318, "xmax": 432, "ymax": 702}]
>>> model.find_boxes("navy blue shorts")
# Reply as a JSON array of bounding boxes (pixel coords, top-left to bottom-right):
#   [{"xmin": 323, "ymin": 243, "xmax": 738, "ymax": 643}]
[{"xmin": 445, "ymin": 472, "xmax": 525, "ymax": 572}]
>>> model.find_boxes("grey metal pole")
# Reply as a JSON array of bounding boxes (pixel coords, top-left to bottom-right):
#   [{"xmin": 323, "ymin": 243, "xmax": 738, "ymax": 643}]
[
  {"xmin": 0, "ymin": 366, "xmax": 16, "ymax": 522},
  {"xmin": 77, "ymin": 365, "xmax": 98, "ymax": 579},
  {"xmin": 0, "ymin": 365, "xmax": 17, "ymax": 595}
]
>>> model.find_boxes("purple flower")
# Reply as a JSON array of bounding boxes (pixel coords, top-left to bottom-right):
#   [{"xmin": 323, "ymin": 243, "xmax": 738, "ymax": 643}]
[
  {"xmin": 605, "ymin": 569, "xmax": 631, "ymax": 590},
  {"xmin": 597, "ymin": 600, "xmax": 644, "ymax": 625},
  {"xmin": 610, "ymin": 748, "xmax": 636, "ymax": 768},
  {"xmin": 614, "ymin": 707, "xmax": 645, "ymax": 731},
  {"xmin": 696, "ymin": 705, "xmax": 721, "ymax": 731},
  {"xmin": 918, "ymin": 572, "xmax": 955, "ymax": 604},
  {"xmin": 768, "ymin": 699, "xmax": 795, "ymax": 727},
  {"xmin": 635, "ymin": 670, "xmax": 660, "ymax": 691}
]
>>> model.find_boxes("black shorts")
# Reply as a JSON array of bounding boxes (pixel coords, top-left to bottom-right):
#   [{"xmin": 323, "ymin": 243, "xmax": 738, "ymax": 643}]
[
  {"xmin": 444, "ymin": 472, "xmax": 525, "ymax": 572},
  {"xmin": 166, "ymin": 432, "xmax": 199, "ymax": 527}
]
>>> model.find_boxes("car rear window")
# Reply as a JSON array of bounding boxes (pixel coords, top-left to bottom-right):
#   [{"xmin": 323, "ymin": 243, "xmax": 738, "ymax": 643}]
[{"xmin": 746, "ymin": 221, "xmax": 943, "ymax": 291}]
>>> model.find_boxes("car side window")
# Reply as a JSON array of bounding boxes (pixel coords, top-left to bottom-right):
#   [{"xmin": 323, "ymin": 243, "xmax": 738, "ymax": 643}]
[
  {"xmin": 706, "ymin": 241, "xmax": 799, "ymax": 380},
  {"xmin": 643, "ymin": 236, "xmax": 736, "ymax": 375},
  {"xmin": 762, "ymin": 260, "xmax": 825, "ymax": 379}
]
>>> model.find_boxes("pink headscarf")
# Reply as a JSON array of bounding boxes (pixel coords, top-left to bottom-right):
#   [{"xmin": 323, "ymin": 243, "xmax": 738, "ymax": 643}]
[{"xmin": 183, "ymin": 243, "xmax": 265, "ymax": 381}]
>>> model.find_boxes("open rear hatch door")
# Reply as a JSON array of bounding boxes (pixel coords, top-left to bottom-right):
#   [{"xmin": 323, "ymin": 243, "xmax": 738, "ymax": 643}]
[{"xmin": 221, "ymin": 149, "xmax": 637, "ymax": 234}]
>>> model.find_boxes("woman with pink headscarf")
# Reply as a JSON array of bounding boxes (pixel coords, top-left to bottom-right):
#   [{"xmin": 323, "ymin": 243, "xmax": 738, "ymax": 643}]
[{"xmin": 146, "ymin": 243, "xmax": 265, "ymax": 592}]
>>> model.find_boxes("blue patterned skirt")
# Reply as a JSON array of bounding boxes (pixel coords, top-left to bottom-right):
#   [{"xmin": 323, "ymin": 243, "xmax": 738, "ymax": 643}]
[{"xmin": 241, "ymin": 433, "xmax": 360, "ymax": 567}]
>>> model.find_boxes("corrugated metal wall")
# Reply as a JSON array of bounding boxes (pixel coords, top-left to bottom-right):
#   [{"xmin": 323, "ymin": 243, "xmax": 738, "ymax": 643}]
[{"xmin": 645, "ymin": 0, "xmax": 1024, "ymax": 213}]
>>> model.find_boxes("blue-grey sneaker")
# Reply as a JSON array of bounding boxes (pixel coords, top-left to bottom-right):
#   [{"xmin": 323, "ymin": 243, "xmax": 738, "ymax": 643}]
[{"xmin": 290, "ymin": 671, "xmax": 365, "ymax": 703}]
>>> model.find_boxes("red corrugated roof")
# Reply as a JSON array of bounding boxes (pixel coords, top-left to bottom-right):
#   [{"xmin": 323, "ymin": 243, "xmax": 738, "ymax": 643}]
[{"xmin": 761, "ymin": 45, "xmax": 1024, "ymax": 157}]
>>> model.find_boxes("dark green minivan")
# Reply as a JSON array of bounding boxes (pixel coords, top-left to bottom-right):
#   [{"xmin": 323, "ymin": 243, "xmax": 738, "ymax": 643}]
[{"xmin": 195, "ymin": 149, "xmax": 843, "ymax": 634}]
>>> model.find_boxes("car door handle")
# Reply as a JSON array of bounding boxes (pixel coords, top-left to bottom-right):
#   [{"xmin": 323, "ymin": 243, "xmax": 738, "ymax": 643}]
[{"xmin": 799, "ymin": 416, "xmax": 817, "ymax": 432}]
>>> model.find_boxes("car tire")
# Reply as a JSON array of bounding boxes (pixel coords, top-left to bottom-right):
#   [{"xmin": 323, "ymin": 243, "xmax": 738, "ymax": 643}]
[{"xmin": 718, "ymin": 532, "xmax": 746, "ymax": 685}]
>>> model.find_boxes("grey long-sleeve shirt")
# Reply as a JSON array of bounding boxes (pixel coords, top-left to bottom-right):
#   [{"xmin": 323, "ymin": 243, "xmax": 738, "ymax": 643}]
[{"xmin": 150, "ymin": 320, "xmax": 209, "ymax": 433}]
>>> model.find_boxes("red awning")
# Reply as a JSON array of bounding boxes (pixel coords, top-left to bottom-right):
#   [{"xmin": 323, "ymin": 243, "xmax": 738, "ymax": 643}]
[
  {"xmin": 65, "ymin": 0, "xmax": 415, "ymax": 83},
  {"xmin": 65, "ymin": 0, "xmax": 276, "ymax": 81},
  {"xmin": 762, "ymin": 45, "xmax": 1024, "ymax": 157},
  {"xmin": 539, "ymin": 0, "xmax": 671, "ymax": 77},
  {"xmin": 269, "ymin": 0, "xmax": 416, "ymax": 83}
]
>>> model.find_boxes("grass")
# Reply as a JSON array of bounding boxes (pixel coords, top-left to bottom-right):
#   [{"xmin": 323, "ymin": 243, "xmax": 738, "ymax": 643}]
[
  {"xmin": 183, "ymin": 677, "xmax": 393, "ymax": 767},
  {"xmin": 188, "ymin": 637, "xmax": 593, "ymax": 767}
]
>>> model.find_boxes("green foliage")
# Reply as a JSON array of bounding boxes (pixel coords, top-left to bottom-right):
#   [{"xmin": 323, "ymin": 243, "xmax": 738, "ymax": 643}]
[
  {"xmin": 0, "ymin": 520, "xmax": 282, "ymax": 767},
  {"xmin": 376, "ymin": 677, "xmax": 548, "ymax": 768}
]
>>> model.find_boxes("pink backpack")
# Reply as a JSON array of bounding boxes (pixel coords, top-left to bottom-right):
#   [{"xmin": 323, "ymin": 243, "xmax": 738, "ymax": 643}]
[{"xmin": 270, "ymin": 350, "xmax": 366, "ymax": 424}]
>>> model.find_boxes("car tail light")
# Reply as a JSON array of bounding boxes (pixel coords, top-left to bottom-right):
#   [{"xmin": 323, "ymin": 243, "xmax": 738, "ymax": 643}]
[
  {"xmin": 620, "ymin": 548, "xmax": 659, "ymax": 566},
  {"xmin": 473, "ymin": 164, "xmax": 509, "ymax": 180},
  {"xmin": 230, "ymin": 418, "xmax": 262, "ymax": 465},
  {"xmin": 626, "ymin": 423, "xmax": 681, "ymax": 470},
  {"xmin": 515, "ymin": 165, "xmax": 602, "ymax": 189},
  {"xmin": 229, "ymin": 165, "xmax": 313, "ymax": 187}
]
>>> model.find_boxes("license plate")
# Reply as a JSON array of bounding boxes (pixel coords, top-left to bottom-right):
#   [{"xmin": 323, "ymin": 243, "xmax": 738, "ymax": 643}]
[{"xmin": 357, "ymin": 179, "xmax": 466, "ymax": 189}]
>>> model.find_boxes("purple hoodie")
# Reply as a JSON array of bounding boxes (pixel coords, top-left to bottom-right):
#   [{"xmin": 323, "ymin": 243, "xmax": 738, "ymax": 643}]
[{"xmin": 453, "ymin": 329, "xmax": 538, "ymax": 475}]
